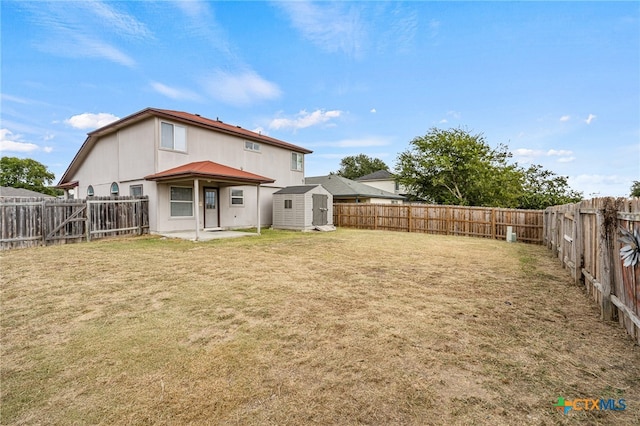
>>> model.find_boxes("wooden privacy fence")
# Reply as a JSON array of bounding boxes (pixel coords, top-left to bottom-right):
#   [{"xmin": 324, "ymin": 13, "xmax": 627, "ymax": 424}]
[
  {"xmin": 333, "ymin": 203, "xmax": 544, "ymax": 244},
  {"xmin": 0, "ymin": 196, "xmax": 149, "ymax": 250},
  {"xmin": 544, "ymin": 197, "xmax": 640, "ymax": 344}
]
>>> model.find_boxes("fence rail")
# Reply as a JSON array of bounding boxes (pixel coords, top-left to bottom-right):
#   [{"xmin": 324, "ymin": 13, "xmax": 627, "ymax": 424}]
[
  {"xmin": 544, "ymin": 197, "xmax": 640, "ymax": 344},
  {"xmin": 333, "ymin": 203, "xmax": 544, "ymax": 243},
  {"xmin": 0, "ymin": 196, "xmax": 149, "ymax": 250}
]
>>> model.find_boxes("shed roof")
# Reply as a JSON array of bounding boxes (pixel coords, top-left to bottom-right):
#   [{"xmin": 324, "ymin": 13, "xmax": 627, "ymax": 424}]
[
  {"xmin": 356, "ymin": 170, "xmax": 395, "ymax": 181},
  {"xmin": 144, "ymin": 161, "xmax": 275, "ymax": 185},
  {"xmin": 273, "ymin": 185, "xmax": 321, "ymax": 195},
  {"xmin": 305, "ymin": 175, "xmax": 405, "ymax": 200}
]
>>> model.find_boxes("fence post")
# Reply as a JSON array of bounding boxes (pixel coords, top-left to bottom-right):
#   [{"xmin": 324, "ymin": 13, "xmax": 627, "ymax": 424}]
[
  {"xmin": 596, "ymin": 200, "xmax": 615, "ymax": 321},
  {"xmin": 86, "ymin": 200, "xmax": 91, "ymax": 242},
  {"xmin": 41, "ymin": 200, "xmax": 47, "ymax": 245},
  {"xmin": 572, "ymin": 202, "xmax": 583, "ymax": 285},
  {"xmin": 491, "ymin": 208, "xmax": 496, "ymax": 240},
  {"xmin": 407, "ymin": 205, "xmax": 412, "ymax": 232}
]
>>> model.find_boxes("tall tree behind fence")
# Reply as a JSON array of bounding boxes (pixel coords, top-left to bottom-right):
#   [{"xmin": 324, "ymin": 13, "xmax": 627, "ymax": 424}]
[
  {"xmin": 0, "ymin": 196, "xmax": 149, "ymax": 250},
  {"xmin": 544, "ymin": 197, "xmax": 640, "ymax": 344},
  {"xmin": 333, "ymin": 203, "xmax": 544, "ymax": 244}
]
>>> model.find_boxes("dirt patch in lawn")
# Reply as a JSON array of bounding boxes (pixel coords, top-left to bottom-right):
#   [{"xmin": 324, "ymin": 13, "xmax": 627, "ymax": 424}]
[{"xmin": 1, "ymin": 229, "xmax": 639, "ymax": 425}]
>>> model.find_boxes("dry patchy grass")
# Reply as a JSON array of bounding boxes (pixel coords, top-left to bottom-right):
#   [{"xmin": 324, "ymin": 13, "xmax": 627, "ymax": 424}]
[{"xmin": 1, "ymin": 229, "xmax": 639, "ymax": 425}]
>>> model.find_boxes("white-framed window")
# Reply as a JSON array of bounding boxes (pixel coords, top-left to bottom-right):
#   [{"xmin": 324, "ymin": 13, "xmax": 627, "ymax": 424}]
[
  {"xmin": 130, "ymin": 185, "xmax": 143, "ymax": 197},
  {"xmin": 110, "ymin": 182, "xmax": 119, "ymax": 196},
  {"xmin": 161, "ymin": 122, "xmax": 186, "ymax": 152},
  {"xmin": 284, "ymin": 199, "xmax": 293, "ymax": 209},
  {"xmin": 170, "ymin": 186, "xmax": 193, "ymax": 217},
  {"xmin": 230, "ymin": 189, "xmax": 244, "ymax": 206},
  {"xmin": 244, "ymin": 141, "xmax": 261, "ymax": 152},
  {"xmin": 87, "ymin": 185, "xmax": 94, "ymax": 197},
  {"xmin": 291, "ymin": 152, "xmax": 303, "ymax": 171}
]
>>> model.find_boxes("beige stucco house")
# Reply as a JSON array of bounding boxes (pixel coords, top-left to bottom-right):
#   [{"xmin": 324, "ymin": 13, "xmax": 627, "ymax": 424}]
[{"xmin": 56, "ymin": 108, "xmax": 312, "ymax": 236}]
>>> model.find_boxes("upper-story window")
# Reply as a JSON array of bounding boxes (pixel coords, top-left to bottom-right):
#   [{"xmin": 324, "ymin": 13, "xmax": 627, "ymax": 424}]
[
  {"xmin": 245, "ymin": 141, "xmax": 260, "ymax": 152},
  {"xmin": 291, "ymin": 152, "xmax": 303, "ymax": 171},
  {"xmin": 161, "ymin": 122, "xmax": 186, "ymax": 152}
]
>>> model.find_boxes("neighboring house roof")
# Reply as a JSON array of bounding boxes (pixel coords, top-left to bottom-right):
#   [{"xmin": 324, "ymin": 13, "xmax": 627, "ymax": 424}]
[
  {"xmin": 356, "ymin": 170, "xmax": 395, "ymax": 181},
  {"xmin": 273, "ymin": 185, "xmax": 321, "ymax": 195},
  {"xmin": 305, "ymin": 175, "xmax": 405, "ymax": 200},
  {"xmin": 144, "ymin": 161, "xmax": 275, "ymax": 185},
  {"xmin": 0, "ymin": 186, "xmax": 55, "ymax": 198},
  {"xmin": 57, "ymin": 107, "xmax": 312, "ymax": 186}
]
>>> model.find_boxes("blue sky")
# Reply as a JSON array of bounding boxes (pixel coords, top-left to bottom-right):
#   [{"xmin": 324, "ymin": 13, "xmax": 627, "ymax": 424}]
[{"xmin": 1, "ymin": 1, "xmax": 638, "ymax": 197}]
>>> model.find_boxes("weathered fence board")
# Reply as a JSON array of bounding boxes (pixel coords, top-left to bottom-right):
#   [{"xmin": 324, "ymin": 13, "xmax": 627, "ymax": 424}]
[
  {"xmin": 544, "ymin": 197, "xmax": 640, "ymax": 344},
  {"xmin": 333, "ymin": 203, "xmax": 544, "ymax": 243},
  {"xmin": 0, "ymin": 196, "xmax": 149, "ymax": 250}
]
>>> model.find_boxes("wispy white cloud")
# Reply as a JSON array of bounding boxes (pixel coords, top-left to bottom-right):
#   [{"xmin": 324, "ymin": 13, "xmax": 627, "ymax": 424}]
[
  {"xmin": 306, "ymin": 136, "xmax": 391, "ymax": 148},
  {"xmin": 325, "ymin": 137, "xmax": 391, "ymax": 148},
  {"xmin": 202, "ymin": 69, "xmax": 281, "ymax": 107},
  {"xmin": 171, "ymin": 0, "xmax": 233, "ymax": 57},
  {"xmin": 370, "ymin": 108, "xmax": 377, "ymax": 114},
  {"xmin": 65, "ymin": 113, "xmax": 120, "ymax": 130},
  {"xmin": 151, "ymin": 81, "xmax": 202, "ymax": 101},
  {"xmin": 274, "ymin": 1, "xmax": 367, "ymax": 58},
  {"xmin": 1, "ymin": 94, "xmax": 30, "ymax": 104},
  {"xmin": 559, "ymin": 115, "xmax": 571, "ymax": 122},
  {"xmin": 0, "ymin": 129, "xmax": 40, "ymax": 153},
  {"xmin": 513, "ymin": 148, "xmax": 575, "ymax": 163},
  {"xmin": 269, "ymin": 109, "xmax": 342, "ymax": 130},
  {"xmin": 19, "ymin": 1, "xmax": 151, "ymax": 68},
  {"xmin": 585, "ymin": 113, "xmax": 597, "ymax": 124}
]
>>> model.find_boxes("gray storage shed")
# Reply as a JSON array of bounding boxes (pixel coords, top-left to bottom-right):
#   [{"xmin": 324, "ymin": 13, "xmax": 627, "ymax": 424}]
[{"xmin": 272, "ymin": 185, "xmax": 334, "ymax": 231}]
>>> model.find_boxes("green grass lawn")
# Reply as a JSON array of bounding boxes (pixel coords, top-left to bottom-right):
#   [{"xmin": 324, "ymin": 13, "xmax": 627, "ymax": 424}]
[{"xmin": 1, "ymin": 229, "xmax": 639, "ymax": 425}]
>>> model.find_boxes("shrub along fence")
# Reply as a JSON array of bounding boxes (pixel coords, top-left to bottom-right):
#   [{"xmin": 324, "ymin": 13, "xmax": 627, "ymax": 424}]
[
  {"xmin": 333, "ymin": 203, "xmax": 544, "ymax": 244},
  {"xmin": 0, "ymin": 196, "xmax": 149, "ymax": 250},
  {"xmin": 544, "ymin": 197, "xmax": 640, "ymax": 344}
]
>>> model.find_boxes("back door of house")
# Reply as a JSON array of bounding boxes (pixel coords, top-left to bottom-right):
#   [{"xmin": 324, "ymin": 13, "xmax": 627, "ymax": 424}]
[
  {"xmin": 312, "ymin": 194, "xmax": 328, "ymax": 226},
  {"xmin": 204, "ymin": 188, "xmax": 219, "ymax": 228}
]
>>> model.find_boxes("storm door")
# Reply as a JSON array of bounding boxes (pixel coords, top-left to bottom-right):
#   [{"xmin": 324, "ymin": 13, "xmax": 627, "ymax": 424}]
[{"xmin": 204, "ymin": 188, "xmax": 219, "ymax": 228}]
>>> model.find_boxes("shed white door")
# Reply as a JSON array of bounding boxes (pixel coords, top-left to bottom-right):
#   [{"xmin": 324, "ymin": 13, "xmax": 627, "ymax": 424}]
[
  {"xmin": 312, "ymin": 194, "xmax": 328, "ymax": 226},
  {"xmin": 204, "ymin": 188, "xmax": 219, "ymax": 228}
]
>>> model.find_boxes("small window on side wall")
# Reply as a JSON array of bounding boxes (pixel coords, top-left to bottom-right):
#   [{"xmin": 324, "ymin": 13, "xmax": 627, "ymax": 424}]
[
  {"xmin": 130, "ymin": 185, "xmax": 143, "ymax": 197},
  {"xmin": 291, "ymin": 152, "xmax": 303, "ymax": 171},
  {"xmin": 87, "ymin": 185, "xmax": 94, "ymax": 197},
  {"xmin": 110, "ymin": 182, "xmax": 119, "ymax": 196},
  {"xmin": 231, "ymin": 189, "xmax": 244, "ymax": 206},
  {"xmin": 284, "ymin": 199, "xmax": 293, "ymax": 209}
]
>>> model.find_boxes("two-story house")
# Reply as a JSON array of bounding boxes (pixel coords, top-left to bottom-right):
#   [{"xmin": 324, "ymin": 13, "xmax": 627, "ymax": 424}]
[{"xmin": 56, "ymin": 108, "xmax": 312, "ymax": 235}]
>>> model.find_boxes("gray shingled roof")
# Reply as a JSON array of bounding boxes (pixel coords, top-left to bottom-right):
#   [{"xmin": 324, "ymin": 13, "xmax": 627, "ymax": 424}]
[
  {"xmin": 304, "ymin": 175, "xmax": 405, "ymax": 200},
  {"xmin": 356, "ymin": 170, "xmax": 395, "ymax": 181},
  {"xmin": 0, "ymin": 186, "xmax": 55, "ymax": 198},
  {"xmin": 273, "ymin": 185, "xmax": 319, "ymax": 195}
]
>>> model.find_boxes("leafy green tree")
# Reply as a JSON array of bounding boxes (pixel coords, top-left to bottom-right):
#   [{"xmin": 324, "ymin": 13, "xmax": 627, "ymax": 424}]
[
  {"xmin": 396, "ymin": 128, "xmax": 521, "ymax": 207},
  {"xmin": 0, "ymin": 156, "xmax": 60, "ymax": 196},
  {"xmin": 517, "ymin": 164, "xmax": 582, "ymax": 209},
  {"xmin": 336, "ymin": 154, "xmax": 389, "ymax": 180},
  {"xmin": 631, "ymin": 181, "xmax": 640, "ymax": 197}
]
